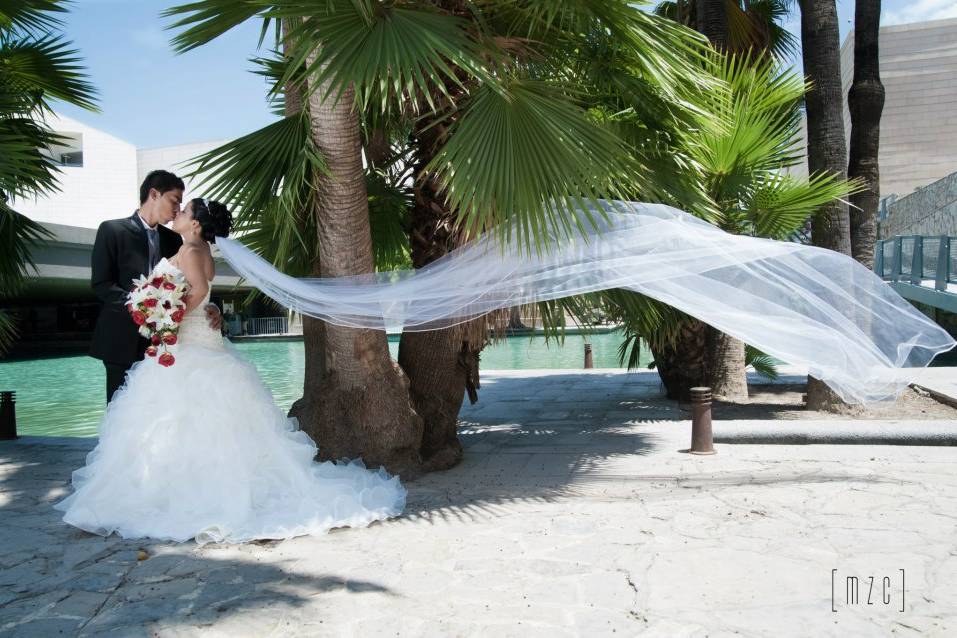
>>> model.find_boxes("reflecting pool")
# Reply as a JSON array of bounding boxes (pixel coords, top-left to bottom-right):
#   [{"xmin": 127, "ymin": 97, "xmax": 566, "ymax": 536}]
[{"xmin": 0, "ymin": 331, "xmax": 648, "ymax": 437}]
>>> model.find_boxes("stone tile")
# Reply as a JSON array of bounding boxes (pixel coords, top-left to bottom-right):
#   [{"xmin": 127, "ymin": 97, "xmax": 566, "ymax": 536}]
[{"xmin": 2, "ymin": 370, "xmax": 957, "ymax": 635}]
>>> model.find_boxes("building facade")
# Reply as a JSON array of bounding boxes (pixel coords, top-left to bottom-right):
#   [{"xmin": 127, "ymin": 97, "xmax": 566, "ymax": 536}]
[
  {"xmin": 839, "ymin": 18, "xmax": 957, "ymax": 198},
  {"xmin": 788, "ymin": 18, "xmax": 957, "ymax": 200}
]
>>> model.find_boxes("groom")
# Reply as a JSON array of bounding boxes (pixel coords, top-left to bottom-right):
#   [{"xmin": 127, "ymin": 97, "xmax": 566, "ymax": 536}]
[{"xmin": 90, "ymin": 170, "xmax": 221, "ymax": 402}]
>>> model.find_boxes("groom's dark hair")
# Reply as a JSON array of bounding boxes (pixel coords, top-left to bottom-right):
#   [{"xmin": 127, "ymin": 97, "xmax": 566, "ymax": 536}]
[{"xmin": 139, "ymin": 170, "xmax": 185, "ymax": 204}]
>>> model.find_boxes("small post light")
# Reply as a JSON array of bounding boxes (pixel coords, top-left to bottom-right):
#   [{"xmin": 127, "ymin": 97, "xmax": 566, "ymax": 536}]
[
  {"xmin": 689, "ymin": 386, "xmax": 715, "ymax": 455},
  {"xmin": 0, "ymin": 391, "xmax": 17, "ymax": 440}
]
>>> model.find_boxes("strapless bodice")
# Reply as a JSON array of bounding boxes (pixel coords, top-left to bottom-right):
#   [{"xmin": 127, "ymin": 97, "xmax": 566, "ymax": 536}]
[{"xmin": 162, "ymin": 259, "xmax": 223, "ymax": 349}]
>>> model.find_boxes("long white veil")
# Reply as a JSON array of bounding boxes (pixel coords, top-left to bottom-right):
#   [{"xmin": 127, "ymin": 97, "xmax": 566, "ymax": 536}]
[{"xmin": 216, "ymin": 201, "xmax": 955, "ymax": 405}]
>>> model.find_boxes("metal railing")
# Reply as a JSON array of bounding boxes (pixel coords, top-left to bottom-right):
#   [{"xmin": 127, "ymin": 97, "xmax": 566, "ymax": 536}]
[
  {"xmin": 245, "ymin": 316, "xmax": 289, "ymax": 336},
  {"xmin": 875, "ymin": 235, "xmax": 957, "ymax": 291}
]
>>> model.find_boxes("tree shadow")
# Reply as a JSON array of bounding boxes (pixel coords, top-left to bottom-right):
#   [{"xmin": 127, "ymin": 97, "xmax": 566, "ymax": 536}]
[
  {"xmin": 399, "ymin": 372, "xmax": 897, "ymax": 525},
  {"xmin": 0, "ymin": 439, "xmax": 396, "ymax": 636}
]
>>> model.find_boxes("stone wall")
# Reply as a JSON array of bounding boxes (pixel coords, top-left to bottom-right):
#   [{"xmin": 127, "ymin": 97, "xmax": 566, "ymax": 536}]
[{"xmin": 880, "ymin": 170, "xmax": 957, "ymax": 238}]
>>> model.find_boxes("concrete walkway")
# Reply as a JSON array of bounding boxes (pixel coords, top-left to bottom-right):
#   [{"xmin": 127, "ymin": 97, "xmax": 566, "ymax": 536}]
[
  {"xmin": 1, "ymin": 369, "xmax": 956, "ymax": 636},
  {"xmin": 910, "ymin": 367, "xmax": 957, "ymax": 407}
]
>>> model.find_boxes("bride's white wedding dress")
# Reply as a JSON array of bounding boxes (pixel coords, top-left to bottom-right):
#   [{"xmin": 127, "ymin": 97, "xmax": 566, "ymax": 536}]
[{"xmin": 55, "ymin": 259, "xmax": 406, "ymax": 545}]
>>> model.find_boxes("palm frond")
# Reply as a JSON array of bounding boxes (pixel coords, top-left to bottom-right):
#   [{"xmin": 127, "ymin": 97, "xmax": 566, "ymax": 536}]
[
  {"xmin": 687, "ymin": 55, "xmax": 806, "ymax": 195},
  {"xmin": 367, "ymin": 168, "xmax": 412, "ymax": 271},
  {"xmin": 0, "ymin": 33, "xmax": 97, "ymax": 110},
  {"xmin": 279, "ymin": 1, "xmax": 492, "ymax": 113},
  {"xmin": 0, "ymin": 117, "xmax": 70, "ymax": 200},
  {"xmin": 425, "ymin": 78, "xmax": 639, "ymax": 252},
  {"xmin": 0, "ymin": 201, "xmax": 52, "ymax": 292},
  {"xmin": 0, "ymin": 309, "xmax": 18, "ymax": 357},
  {"xmin": 163, "ymin": 1, "xmax": 273, "ymax": 54},
  {"xmin": 654, "ymin": 0, "xmax": 797, "ymax": 60},
  {"xmin": 745, "ymin": 344, "xmax": 778, "ymax": 380},
  {"xmin": 744, "ymin": 172, "xmax": 860, "ymax": 239},
  {"xmin": 478, "ymin": 0, "xmax": 710, "ymax": 97},
  {"xmin": 182, "ymin": 112, "xmax": 325, "ymax": 278},
  {"xmin": 0, "ymin": 1, "xmax": 68, "ymax": 35},
  {"xmin": 185, "ymin": 112, "xmax": 324, "ymax": 216},
  {"xmin": 747, "ymin": 0, "xmax": 798, "ymax": 59},
  {"xmin": 250, "ymin": 52, "xmax": 291, "ymax": 116}
]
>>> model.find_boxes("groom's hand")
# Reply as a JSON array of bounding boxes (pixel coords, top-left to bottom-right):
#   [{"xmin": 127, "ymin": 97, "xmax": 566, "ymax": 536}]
[{"xmin": 205, "ymin": 303, "xmax": 223, "ymax": 331}]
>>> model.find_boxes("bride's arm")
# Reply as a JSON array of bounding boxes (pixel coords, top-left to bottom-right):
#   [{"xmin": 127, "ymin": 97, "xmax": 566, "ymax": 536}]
[{"xmin": 177, "ymin": 247, "xmax": 210, "ymax": 313}]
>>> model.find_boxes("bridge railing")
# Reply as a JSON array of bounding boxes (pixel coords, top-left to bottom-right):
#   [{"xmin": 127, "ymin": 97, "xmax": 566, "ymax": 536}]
[{"xmin": 875, "ymin": 235, "xmax": 956, "ymax": 291}]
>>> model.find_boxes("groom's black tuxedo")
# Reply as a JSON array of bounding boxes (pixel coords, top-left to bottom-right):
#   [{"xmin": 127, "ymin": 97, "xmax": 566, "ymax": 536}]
[{"xmin": 90, "ymin": 212, "xmax": 181, "ymax": 385}]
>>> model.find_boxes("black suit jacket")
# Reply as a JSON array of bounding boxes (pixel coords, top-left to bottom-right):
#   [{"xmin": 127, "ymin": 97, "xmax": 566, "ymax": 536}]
[{"xmin": 89, "ymin": 213, "xmax": 182, "ymax": 366}]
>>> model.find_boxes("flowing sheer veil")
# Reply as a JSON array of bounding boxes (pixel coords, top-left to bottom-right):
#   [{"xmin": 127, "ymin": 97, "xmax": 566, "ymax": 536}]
[{"xmin": 216, "ymin": 201, "xmax": 954, "ymax": 405}]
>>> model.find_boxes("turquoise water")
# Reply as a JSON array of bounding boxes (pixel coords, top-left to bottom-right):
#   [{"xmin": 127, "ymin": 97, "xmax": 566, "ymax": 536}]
[{"xmin": 0, "ymin": 331, "xmax": 645, "ymax": 438}]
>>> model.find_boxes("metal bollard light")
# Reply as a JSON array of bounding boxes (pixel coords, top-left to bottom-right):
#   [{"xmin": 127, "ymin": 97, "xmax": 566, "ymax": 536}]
[
  {"xmin": 689, "ymin": 386, "xmax": 715, "ymax": 455},
  {"xmin": 0, "ymin": 391, "xmax": 17, "ymax": 440},
  {"xmin": 583, "ymin": 343, "xmax": 594, "ymax": 369}
]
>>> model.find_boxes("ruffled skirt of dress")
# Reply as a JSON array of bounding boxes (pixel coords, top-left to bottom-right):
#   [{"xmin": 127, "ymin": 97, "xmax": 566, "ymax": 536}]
[{"xmin": 54, "ymin": 342, "xmax": 406, "ymax": 545}]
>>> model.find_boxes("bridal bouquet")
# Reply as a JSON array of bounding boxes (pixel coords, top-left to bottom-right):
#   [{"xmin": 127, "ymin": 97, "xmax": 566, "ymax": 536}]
[{"xmin": 127, "ymin": 261, "xmax": 188, "ymax": 367}]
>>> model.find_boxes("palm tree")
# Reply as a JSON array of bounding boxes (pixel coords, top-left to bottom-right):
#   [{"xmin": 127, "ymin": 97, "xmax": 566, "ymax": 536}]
[
  {"xmin": 847, "ymin": 0, "xmax": 883, "ymax": 269},
  {"xmin": 657, "ymin": 0, "xmax": 799, "ymax": 59},
  {"xmin": 797, "ymin": 0, "xmax": 854, "ymax": 411},
  {"xmin": 609, "ymin": 54, "xmax": 855, "ymax": 401},
  {"xmin": 165, "ymin": 0, "xmax": 710, "ymax": 473},
  {"xmin": 655, "ymin": 0, "xmax": 799, "ymax": 400},
  {"xmin": 0, "ymin": 1, "xmax": 97, "ymax": 355}
]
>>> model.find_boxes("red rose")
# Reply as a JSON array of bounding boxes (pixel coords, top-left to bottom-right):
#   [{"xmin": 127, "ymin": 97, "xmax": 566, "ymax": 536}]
[
  {"xmin": 151, "ymin": 277, "xmax": 164, "ymax": 288},
  {"xmin": 171, "ymin": 309, "xmax": 185, "ymax": 323},
  {"xmin": 144, "ymin": 298, "xmax": 158, "ymax": 308},
  {"xmin": 163, "ymin": 282, "xmax": 176, "ymax": 290},
  {"xmin": 131, "ymin": 310, "xmax": 147, "ymax": 326},
  {"xmin": 158, "ymin": 352, "xmax": 175, "ymax": 367},
  {"xmin": 162, "ymin": 333, "xmax": 177, "ymax": 346},
  {"xmin": 145, "ymin": 346, "xmax": 158, "ymax": 357},
  {"xmin": 151, "ymin": 334, "xmax": 161, "ymax": 345}
]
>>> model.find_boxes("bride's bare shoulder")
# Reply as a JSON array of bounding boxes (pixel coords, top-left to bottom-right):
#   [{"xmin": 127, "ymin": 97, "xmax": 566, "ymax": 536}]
[
  {"xmin": 176, "ymin": 244, "xmax": 213, "ymax": 277},
  {"xmin": 181, "ymin": 243, "xmax": 215, "ymax": 280}
]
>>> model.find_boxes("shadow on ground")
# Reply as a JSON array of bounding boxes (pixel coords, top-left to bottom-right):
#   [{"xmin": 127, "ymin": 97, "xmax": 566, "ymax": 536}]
[
  {"xmin": 0, "ymin": 370, "xmax": 918, "ymax": 634},
  {"xmin": 397, "ymin": 373, "xmax": 901, "ymax": 525}
]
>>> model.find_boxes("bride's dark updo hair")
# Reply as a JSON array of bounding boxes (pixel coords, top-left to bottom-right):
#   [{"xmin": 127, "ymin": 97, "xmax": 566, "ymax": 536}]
[{"xmin": 191, "ymin": 198, "xmax": 232, "ymax": 243}]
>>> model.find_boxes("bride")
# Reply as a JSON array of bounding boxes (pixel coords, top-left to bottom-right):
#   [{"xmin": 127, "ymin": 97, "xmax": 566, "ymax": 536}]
[{"xmin": 55, "ymin": 198, "xmax": 406, "ymax": 545}]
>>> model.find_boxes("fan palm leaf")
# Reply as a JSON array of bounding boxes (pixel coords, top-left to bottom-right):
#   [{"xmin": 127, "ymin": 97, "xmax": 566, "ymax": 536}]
[{"xmin": 1, "ymin": 1, "xmax": 95, "ymax": 355}]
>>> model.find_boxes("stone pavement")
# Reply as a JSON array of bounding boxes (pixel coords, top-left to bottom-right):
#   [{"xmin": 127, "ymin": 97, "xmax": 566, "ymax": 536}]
[{"xmin": 1, "ymin": 369, "xmax": 956, "ymax": 636}]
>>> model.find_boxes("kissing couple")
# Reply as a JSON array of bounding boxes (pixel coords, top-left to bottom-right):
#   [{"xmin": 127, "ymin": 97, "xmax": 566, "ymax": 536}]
[{"xmin": 55, "ymin": 170, "xmax": 406, "ymax": 545}]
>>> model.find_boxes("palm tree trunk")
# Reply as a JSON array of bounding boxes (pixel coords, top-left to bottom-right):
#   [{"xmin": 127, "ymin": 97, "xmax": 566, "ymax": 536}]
[
  {"xmin": 688, "ymin": 1, "xmax": 748, "ymax": 401},
  {"xmin": 847, "ymin": 0, "xmax": 884, "ymax": 269},
  {"xmin": 651, "ymin": 319, "xmax": 710, "ymax": 401},
  {"xmin": 281, "ymin": 20, "xmax": 327, "ymax": 414},
  {"xmin": 799, "ymin": 0, "xmax": 856, "ymax": 411},
  {"xmin": 396, "ymin": 119, "xmax": 479, "ymax": 471},
  {"xmin": 799, "ymin": 0, "xmax": 852, "ymax": 255},
  {"xmin": 509, "ymin": 307, "xmax": 527, "ymax": 330},
  {"xmin": 707, "ymin": 328, "xmax": 748, "ymax": 400},
  {"xmin": 290, "ymin": 65, "xmax": 424, "ymax": 476},
  {"xmin": 697, "ymin": 0, "xmax": 729, "ymax": 49}
]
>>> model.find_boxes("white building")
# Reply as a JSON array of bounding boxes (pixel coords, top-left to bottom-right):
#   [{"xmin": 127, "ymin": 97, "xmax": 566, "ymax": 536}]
[
  {"xmin": 13, "ymin": 113, "xmax": 227, "ymax": 229},
  {"xmin": 13, "ymin": 113, "xmax": 138, "ymax": 229}
]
